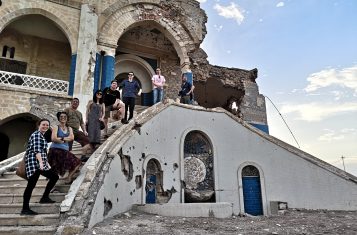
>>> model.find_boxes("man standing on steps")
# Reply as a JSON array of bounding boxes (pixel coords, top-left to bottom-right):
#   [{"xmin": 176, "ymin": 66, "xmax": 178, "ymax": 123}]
[
  {"xmin": 119, "ymin": 72, "xmax": 142, "ymax": 123},
  {"xmin": 103, "ymin": 80, "xmax": 126, "ymax": 137},
  {"xmin": 152, "ymin": 68, "xmax": 166, "ymax": 104},
  {"xmin": 64, "ymin": 98, "xmax": 92, "ymax": 161}
]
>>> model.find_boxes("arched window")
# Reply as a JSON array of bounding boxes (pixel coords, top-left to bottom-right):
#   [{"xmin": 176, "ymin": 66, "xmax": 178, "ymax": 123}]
[
  {"xmin": 9, "ymin": 47, "xmax": 15, "ymax": 59},
  {"xmin": 2, "ymin": 45, "xmax": 8, "ymax": 57},
  {"xmin": 183, "ymin": 131, "xmax": 215, "ymax": 203}
]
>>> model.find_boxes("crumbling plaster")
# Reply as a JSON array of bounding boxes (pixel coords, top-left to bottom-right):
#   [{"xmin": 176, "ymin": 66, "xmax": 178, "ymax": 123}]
[{"xmin": 59, "ymin": 101, "xmax": 357, "ymax": 230}]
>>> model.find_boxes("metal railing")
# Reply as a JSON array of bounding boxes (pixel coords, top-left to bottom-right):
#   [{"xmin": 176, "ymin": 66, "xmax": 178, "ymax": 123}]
[{"xmin": 0, "ymin": 70, "xmax": 69, "ymax": 94}]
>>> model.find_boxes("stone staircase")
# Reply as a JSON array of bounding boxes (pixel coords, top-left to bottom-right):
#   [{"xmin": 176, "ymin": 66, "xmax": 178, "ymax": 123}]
[{"xmin": 0, "ymin": 105, "xmax": 149, "ymax": 234}]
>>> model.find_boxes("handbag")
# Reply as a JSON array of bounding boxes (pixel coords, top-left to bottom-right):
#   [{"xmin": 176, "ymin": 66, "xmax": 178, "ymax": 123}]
[
  {"xmin": 16, "ymin": 153, "xmax": 27, "ymax": 180},
  {"xmin": 100, "ymin": 120, "xmax": 105, "ymax": 130}
]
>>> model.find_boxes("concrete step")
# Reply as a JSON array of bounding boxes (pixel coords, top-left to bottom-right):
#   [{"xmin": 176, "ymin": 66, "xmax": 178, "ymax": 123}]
[
  {"xmin": 0, "ymin": 203, "xmax": 60, "ymax": 214},
  {"xmin": 0, "ymin": 178, "xmax": 68, "ymax": 186},
  {"xmin": 0, "ymin": 184, "xmax": 70, "ymax": 194},
  {"xmin": 0, "ymin": 225, "xmax": 57, "ymax": 235},
  {"xmin": 0, "ymin": 214, "xmax": 59, "ymax": 226},
  {"xmin": 0, "ymin": 171, "xmax": 17, "ymax": 179},
  {"xmin": 0, "ymin": 193, "xmax": 66, "ymax": 204}
]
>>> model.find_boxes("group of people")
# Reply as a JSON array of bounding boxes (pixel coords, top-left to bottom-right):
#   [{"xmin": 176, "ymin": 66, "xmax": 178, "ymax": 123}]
[
  {"xmin": 21, "ymin": 100, "xmax": 91, "ymax": 215},
  {"xmin": 20, "ymin": 68, "xmax": 194, "ymax": 215}
]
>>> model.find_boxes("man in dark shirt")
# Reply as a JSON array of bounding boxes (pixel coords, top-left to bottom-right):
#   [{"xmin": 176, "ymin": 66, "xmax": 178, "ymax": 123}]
[
  {"xmin": 119, "ymin": 72, "xmax": 142, "ymax": 122},
  {"xmin": 178, "ymin": 74, "xmax": 194, "ymax": 104},
  {"xmin": 103, "ymin": 80, "xmax": 126, "ymax": 136}
]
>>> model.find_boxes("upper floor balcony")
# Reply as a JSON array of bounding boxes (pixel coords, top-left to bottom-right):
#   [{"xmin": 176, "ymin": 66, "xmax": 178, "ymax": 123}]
[{"xmin": 0, "ymin": 70, "xmax": 69, "ymax": 95}]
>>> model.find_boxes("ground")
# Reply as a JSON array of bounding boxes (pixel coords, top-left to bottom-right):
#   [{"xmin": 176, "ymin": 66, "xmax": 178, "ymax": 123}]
[{"xmin": 82, "ymin": 209, "xmax": 357, "ymax": 235}]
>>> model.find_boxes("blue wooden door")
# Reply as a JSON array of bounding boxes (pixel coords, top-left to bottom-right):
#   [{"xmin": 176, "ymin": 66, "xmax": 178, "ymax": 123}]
[
  {"xmin": 145, "ymin": 175, "xmax": 156, "ymax": 203},
  {"xmin": 242, "ymin": 176, "xmax": 263, "ymax": 215}
]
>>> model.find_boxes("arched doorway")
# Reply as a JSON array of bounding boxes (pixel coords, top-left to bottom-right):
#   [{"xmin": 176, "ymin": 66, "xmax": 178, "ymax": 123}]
[
  {"xmin": 0, "ymin": 14, "xmax": 72, "ymax": 81},
  {"xmin": 183, "ymin": 131, "xmax": 215, "ymax": 203},
  {"xmin": 115, "ymin": 72, "xmax": 145, "ymax": 105},
  {"xmin": 0, "ymin": 114, "xmax": 38, "ymax": 159},
  {"xmin": 145, "ymin": 159, "xmax": 163, "ymax": 204},
  {"xmin": 0, "ymin": 133, "xmax": 9, "ymax": 162},
  {"xmin": 242, "ymin": 165, "xmax": 263, "ymax": 215},
  {"xmin": 114, "ymin": 23, "xmax": 182, "ymax": 104}
]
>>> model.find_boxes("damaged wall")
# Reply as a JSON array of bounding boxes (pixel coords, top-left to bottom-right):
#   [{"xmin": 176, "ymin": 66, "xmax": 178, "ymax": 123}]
[
  {"xmin": 87, "ymin": 103, "xmax": 357, "ymax": 227},
  {"xmin": 190, "ymin": 48, "xmax": 268, "ymax": 127}
]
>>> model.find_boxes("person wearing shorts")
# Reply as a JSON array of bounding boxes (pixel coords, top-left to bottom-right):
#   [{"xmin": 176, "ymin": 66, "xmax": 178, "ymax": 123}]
[{"xmin": 103, "ymin": 80, "xmax": 126, "ymax": 136}]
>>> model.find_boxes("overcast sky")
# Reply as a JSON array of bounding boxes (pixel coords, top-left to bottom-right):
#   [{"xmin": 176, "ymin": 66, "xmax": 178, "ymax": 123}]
[{"xmin": 197, "ymin": 0, "xmax": 357, "ymax": 176}]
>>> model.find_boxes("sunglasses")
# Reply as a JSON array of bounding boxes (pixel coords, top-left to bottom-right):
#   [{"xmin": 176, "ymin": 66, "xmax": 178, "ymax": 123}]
[{"xmin": 97, "ymin": 93, "xmax": 102, "ymax": 95}]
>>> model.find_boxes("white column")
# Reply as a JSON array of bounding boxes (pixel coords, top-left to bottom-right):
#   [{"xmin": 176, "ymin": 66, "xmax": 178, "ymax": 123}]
[{"xmin": 73, "ymin": 4, "xmax": 98, "ymax": 118}]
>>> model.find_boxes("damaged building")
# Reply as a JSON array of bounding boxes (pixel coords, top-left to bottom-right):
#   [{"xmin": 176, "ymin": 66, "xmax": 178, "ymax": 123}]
[{"xmin": 0, "ymin": 0, "xmax": 356, "ymax": 234}]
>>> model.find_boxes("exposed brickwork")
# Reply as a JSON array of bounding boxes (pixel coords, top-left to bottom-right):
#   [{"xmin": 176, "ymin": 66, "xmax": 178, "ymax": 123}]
[
  {"xmin": 0, "ymin": 0, "xmax": 80, "ymax": 53},
  {"xmin": 0, "ymin": 86, "xmax": 71, "ymax": 124}
]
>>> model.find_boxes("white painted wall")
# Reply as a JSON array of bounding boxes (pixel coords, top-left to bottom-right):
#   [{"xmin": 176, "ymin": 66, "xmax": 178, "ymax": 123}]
[{"xmin": 89, "ymin": 104, "xmax": 357, "ymax": 226}]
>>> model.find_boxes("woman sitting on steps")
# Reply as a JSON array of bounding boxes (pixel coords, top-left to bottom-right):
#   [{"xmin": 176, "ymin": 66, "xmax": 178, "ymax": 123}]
[{"xmin": 48, "ymin": 112, "xmax": 82, "ymax": 184}]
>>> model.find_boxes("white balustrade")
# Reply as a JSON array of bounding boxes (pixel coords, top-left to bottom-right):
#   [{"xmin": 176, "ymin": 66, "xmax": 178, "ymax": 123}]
[{"xmin": 0, "ymin": 70, "xmax": 69, "ymax": 94}]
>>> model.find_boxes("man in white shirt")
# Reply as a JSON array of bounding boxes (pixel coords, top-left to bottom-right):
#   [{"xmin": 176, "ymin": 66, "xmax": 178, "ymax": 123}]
[{"xmin": 151, "ymin": 68, "xmax": 166, "ymax": 104}]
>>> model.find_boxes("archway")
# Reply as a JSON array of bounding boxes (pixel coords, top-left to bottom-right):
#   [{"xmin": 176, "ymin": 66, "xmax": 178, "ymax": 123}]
[
  {"xmin": 115, "ymin": 54, "xmax": 155, "ymax": 105},
  {"xmin": 0, "ymin": 133, "xmax": 9, "ymax": 161},
  {"xmin": 145, "ymin": 158, "xmax": 163, "ymax": 204},
  {"xmin": 242, "ymin": 165, "xmax": 263, "ymax": 215},
  {"xmin": 0, "ymin": 14, "xmax": 72, "ymax": 82},
  {"xmin": 0, "ymin": 113, "xmax": 38, "ymax": 158},
  {"xmin": 183, "ymin": 131, "xmax": 215, "ymax": 203}
]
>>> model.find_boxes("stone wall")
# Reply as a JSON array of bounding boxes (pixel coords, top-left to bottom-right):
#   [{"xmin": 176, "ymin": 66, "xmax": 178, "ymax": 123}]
[
  {"xmin": 0, "ymin": 28, "xmax": 72, "ymax": 81},
  {"xmin": 0, "ymin": 0, "xmax": 80, "ymax": 53},
  {"xmin": 0, "ymin": 86, "xmax": 71, "ymax": 123}
]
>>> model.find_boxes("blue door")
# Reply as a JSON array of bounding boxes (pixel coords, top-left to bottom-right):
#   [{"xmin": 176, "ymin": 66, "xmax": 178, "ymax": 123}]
[
  {"xmin": 242, "ymin": 176, "xmax": 263, "ymax": 215},
  {"xmin": 145, "ymin": 175, "xmax": 156, "ymax": 203}
]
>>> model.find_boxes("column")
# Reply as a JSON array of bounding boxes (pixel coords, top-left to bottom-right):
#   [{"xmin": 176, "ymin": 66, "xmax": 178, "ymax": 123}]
[{"xmin": 73, "ymin": 4, "xmax": 98, "ymax": 115}]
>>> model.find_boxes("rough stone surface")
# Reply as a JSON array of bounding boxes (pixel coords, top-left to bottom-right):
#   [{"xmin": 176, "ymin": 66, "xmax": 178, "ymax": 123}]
[{"xmin": 83, "ymin": 209, "xmax": 357, "ymax": 235}]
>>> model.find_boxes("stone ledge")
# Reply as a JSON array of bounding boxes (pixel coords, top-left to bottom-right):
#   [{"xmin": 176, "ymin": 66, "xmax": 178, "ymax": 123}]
[{"xmin": 133, "ymin": 202, "xmax": 233, "ymax": 218}]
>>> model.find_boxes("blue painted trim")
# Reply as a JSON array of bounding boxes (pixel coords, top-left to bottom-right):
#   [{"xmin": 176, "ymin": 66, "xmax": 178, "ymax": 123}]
[
  {"xmin": 184, "ymin": 72, "xmax": 193, "ymax": 84},
  {"xmin": 249, "ymin": 123, "xmax": 269, "ymax": 134},
  {"xmin": 93, "ymin": 53, "xmax": 102, "ymax": 93},
  {"xmin": 68, "ymin": 54, "xmax": 77, "ymax": 96},
  {"xmin": 101, "ymin": 55, "xmax": 115, "ymax": 89}
]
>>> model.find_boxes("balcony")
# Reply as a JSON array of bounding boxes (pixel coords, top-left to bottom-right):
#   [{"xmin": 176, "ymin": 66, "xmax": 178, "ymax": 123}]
[{"xmin": 0, "ymin": 70, "xmax": 69, "ymax": 95}]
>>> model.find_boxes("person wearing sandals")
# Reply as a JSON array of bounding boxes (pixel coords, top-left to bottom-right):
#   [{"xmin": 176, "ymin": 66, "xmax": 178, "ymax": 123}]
[
  {"xmin": 22, "ymin": 119, "xmax": 59, "ymax": 215},
  {"xmin": 86, "ymin": 90, "xmax": 105, "ymax": 149},
  {"xmin": 48, "ymin": 112, "xmax": 82, "ymax": 184}
]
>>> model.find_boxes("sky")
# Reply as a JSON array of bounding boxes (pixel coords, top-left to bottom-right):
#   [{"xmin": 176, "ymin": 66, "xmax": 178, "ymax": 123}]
[{"xmin": 197, "ymin": 0, "xmax": 357, "ymax": 176}]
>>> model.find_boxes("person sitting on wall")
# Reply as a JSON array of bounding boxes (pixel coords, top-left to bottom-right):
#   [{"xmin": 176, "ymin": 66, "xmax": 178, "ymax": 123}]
[
  {"xmin": 178, "ymin": 74, "xmax": 195, "ymax": 104},
  {"xmin": 119, "ymin": 72, "xmax": 142, "ymax": 123},
  {"xmin": 48, "ymin": 112, "xmax": 82, "ymax": 184},
  {"xmin": 64, "ymin": 98, "xmax": 92, "ymax": 161},
  {"xmin": 103, "ymin": 80, "xmax": 126, "ymax": 136}
]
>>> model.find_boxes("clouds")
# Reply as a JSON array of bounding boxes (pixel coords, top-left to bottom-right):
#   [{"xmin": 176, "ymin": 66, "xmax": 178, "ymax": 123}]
[
  {"xmin": 276, "ymin": 2, "xmax": 285, "ymax": 8},
  {"xmin": 280, "ymin": 102, "xmax": 357, "ymax": 121},
  {"xmin": 278, "ymin": 65, "xmax": 357, "ymax": 121},
  {"xmin": 213, "ymin": 3, "xmax": 245, "ymax": 25},
  {"xmin": 304, "ymin": 65, "xmax": 357, "ymax": 95},
  {"xmin": 196, "ymin": 0, "xmax": 207, "ymax": 3}
]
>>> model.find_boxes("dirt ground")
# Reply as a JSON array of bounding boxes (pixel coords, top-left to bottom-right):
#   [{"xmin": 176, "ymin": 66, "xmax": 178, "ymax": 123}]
[{"xmin": 82, "ymin": 209, "xmax": 357, "ymax": 235}]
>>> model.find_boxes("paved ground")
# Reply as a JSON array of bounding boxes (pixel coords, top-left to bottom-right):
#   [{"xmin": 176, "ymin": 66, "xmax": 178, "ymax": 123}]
[{"xmin": 82, "ymin": 209, "xmax": 357, "ymax": 235}]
